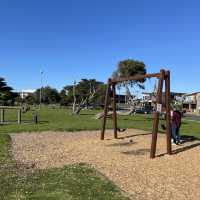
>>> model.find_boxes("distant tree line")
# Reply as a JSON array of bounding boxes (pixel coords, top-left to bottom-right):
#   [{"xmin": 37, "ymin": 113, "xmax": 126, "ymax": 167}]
[
  {"xmin": 0, "ymin": 77, "xmax": 107, "ymax": 108},
  {"xmin": 0, "ymin": 77, "xmax": 18, "ymax": 106}
]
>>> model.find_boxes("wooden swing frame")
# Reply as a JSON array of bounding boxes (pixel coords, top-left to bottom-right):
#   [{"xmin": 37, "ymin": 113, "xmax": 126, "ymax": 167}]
[{"xmin": 100, "ymin": 69, "xmax": 172, "ymax": 159}]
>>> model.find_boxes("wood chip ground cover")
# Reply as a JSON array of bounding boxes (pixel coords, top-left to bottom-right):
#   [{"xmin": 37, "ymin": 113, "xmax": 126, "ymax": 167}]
[{"xmin": 11, "ymin": 129, "xmax": 200, "ymax": 200}]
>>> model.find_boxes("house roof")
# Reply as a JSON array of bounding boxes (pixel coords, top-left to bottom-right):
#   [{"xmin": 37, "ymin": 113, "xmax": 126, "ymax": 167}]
[
  {"xmin": 142, "ymin": 92, "xmax": 185, "ymax": 95},
  {"xmin": 15, "ymin": 89, "xmax": 36, "ymax": 93},
  {"xmin": 185, "ymin": 92, "xmax": 200, "ymax": 96}
]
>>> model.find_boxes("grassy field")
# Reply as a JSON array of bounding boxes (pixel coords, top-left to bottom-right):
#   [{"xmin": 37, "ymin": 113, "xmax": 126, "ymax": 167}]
[
  {"xmin": 1, "ymin": 107, "xmax": 200, "ymax": 137},
  {"xmin": 0, "ymin": 135, "xmax": 129, "ymax": 200},
  {"xmin": 1, "ymin": 107, "xmax": 200, "ymax": 199},
  {"xmin": 0, "ymin": 108, "xmax": 132, "ymax": 200}
]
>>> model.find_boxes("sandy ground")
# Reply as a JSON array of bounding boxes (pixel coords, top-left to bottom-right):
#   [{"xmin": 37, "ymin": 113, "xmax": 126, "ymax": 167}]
[{"xmin": 11, "ymin": 129, "xmax": 200, "ymax": 200}]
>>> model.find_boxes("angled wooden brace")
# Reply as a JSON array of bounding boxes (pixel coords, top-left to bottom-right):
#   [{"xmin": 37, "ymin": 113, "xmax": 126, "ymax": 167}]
[
  {"xmin": 150, "ymin": 69, "xmax": 165, "ymax": 158},
  {"xmin": 101, "ymin": 79, "xmax": 112, "ymax": 140}
]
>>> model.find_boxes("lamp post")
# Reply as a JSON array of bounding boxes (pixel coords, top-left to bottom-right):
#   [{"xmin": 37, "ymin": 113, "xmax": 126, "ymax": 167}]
[
  {"xmin": 39, "ymin": 70, "xmax": 43, "ymax": 110},
  {"xmin": 72, "ymin": 80, "xmax": 76, "ymax": 113}
]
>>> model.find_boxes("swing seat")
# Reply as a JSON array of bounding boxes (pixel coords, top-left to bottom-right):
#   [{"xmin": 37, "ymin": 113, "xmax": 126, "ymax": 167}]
[
  {"xmin": 117, "ymin": 128, "xmax": 126, "ymax": 132},
  {"xmin": 161, "ymin": 124, "xmax": 166, "ymax": 130}
]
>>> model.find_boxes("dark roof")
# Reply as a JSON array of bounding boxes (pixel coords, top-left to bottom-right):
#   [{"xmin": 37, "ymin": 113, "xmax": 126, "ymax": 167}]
[
  {"xmin": 185, "ymin": 92, "xmax": 200, "ymax": 96},
  {"xmin": 142, "ymin": 92, "xmax": 186, "ymax": 95}
]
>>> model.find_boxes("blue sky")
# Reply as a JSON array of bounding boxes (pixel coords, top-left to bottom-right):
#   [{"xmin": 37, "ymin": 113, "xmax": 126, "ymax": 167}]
[{"xmin": 0, "ymin": 0, "xmax": 200, "ymax": 93}]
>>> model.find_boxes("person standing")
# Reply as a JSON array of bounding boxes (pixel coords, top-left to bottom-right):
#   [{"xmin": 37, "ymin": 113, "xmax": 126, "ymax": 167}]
[{"xmin": 171, "ymin": 109, "xmax": 182, "ymax": 145}]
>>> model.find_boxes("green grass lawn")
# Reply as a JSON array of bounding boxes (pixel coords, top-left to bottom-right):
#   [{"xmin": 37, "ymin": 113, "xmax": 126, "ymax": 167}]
[
  {"xmin": 0, "ymin": 133, "xmax": 129, "ymax": 200},
  {"xmin": 1, "ymin": 107, "xmax": 200, "ymax": 199},
  {"xmin": 1, "ymin": 107, "xmax": 200, "ymax": 138},
  {"xmin": 0, "ymin": 108, "xmax": 132, "ymax": 200}
]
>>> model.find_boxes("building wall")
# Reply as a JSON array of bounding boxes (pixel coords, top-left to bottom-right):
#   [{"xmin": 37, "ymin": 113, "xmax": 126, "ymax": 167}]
[
  {"xmin": 196, "ymin": 93, "xmax": 200, "ymax": 113},
  {"xmin": 183, "ymin": 93, "xmax": 200, "ymax": 113},
  {"xmin": 184, "ymin": 95, "xmax": 196, "ymax": 103}
]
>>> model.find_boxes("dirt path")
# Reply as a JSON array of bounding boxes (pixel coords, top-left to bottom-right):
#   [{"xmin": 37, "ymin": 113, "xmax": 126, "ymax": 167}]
[{"xmin": 11, "ymin": 129, "xmax": 200, "ymax": 200}]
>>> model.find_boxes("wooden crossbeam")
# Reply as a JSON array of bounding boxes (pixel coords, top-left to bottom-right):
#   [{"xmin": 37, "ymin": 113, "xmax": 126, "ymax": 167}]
[
  {"xmin": 111, "ymin": 72, "xmax": 161, "ymax": 84},
  {"xmin": 150, "ymin": 69, "xmax": 165, "ymax": 158}
]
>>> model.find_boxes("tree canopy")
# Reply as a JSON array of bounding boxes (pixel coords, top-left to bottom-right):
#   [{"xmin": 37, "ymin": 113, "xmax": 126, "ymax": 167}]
[
  {"xmin": 34, "ymin": 86, "xmax": 61, "ymax": 104},
  {"xmin": 0, "ymin": 77, "xmax": 17, "ymax": 105},
  {"xmin": 60, "ymin": 79, "xmax": 106, "ymax": 107},
  {"xmin": 113, "ymin": 59, "xmax": 147, "ymax": 88}
]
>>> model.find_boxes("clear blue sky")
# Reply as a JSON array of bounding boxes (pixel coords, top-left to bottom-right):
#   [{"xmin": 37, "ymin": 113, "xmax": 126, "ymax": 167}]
[{"xmin": 0, "ymin": 0, "xmax": 200, "ymax": 93}]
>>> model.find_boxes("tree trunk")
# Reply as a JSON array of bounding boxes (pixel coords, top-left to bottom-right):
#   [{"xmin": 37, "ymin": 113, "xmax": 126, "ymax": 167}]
[{"xmin": 72, "ymin": 91, "xmax": 96, "ymax": 115}]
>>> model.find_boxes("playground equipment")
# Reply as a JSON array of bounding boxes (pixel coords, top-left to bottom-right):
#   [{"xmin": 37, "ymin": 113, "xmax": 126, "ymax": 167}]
[{"xmin": 101, "ymin": 69, "xmax": 172, "ymax": 159}]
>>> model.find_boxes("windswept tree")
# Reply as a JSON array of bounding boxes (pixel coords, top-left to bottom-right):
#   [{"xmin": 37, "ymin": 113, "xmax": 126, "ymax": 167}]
[
  {"xmin": 61, "ymin": 79, "xmax": 106, "ymax": 114},
  {"xmin": 113, "ymin": 59, "xmax": 147, "ymax": 88},
  {"xmin": 113, "ymin": 59, "xmax": 147, "ymax": 113}
]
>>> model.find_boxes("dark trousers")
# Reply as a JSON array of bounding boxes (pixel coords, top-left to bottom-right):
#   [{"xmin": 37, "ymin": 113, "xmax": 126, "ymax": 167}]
[{"xmin": 171, "ymin": 122, "xmax": 181, "ymax": 143}]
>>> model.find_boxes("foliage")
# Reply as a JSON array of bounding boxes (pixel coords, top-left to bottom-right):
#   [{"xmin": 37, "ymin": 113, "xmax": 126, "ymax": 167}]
[
  {"xmin": 172, "ymin": 101, "xmax": 183, "ymax": 111},
  {"xmin": 21, "ymin": 80, "xmax": 106, "ymax": 107},
  {"xmin": 60, "ymin": 79, "xmax": 106, "ymax": 107},
  {"xmin": 113, "ymin": 59, "xmax": 147, "ymax": 89},
  {"xmin": 14, "ymin": 95, "xmax": 23, "ymax": 104},
  {"xmin": 0, "ymin": 77, "xmax": 106, "ymax": 107},
  {"xmin": 0, "ymin": 77, "xmax": 18, "ymax": 105},
  {"xmin": 34, "ymin": 86, "xmax": 61, "ymax": 104},
  {"xmin": 60, "ymin": 85, "xmax": 74, "ymax": 106},
  {"xmin": 24, "ymin": 94, "xmax": 36, "ymax": 105}
]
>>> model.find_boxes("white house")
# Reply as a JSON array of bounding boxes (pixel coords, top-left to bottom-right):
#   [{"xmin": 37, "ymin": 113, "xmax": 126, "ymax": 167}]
[
  {"xmin": 18, "ymin": 89, "xmax": 36, "ymax": 99},
  {"xmin": 183, "ymin": 92, "xmax": 200, "ymax": 113}
]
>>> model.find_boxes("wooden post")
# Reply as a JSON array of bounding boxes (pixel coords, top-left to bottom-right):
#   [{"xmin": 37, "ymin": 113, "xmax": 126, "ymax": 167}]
[
  {"xmin": 1, "ymin": 109, "xmax": 4, "ymax": 123},
  {"xmin": 165, "ymin": 71, "xmax": 172, "ymax": 155},
  {"xmin": 101, "ymin": 79, "xmax": 111, "ymax": 140},
  {"xmin": 150, "ymin": 69, "xmax": 165, "ymax": 158},
  {"xmin": 112, "ymin": 83, "xmax": 118, "ymax": 139},
  {"xmin": 18, "ymin": 109, "xmax": 21, "ymax": 124}
]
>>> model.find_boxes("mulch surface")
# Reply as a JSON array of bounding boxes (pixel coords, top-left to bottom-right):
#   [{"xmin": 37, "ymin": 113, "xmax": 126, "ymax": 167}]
[{"xmin": 11, "ymin": 129, "xmax": 200, "ymax": 200}]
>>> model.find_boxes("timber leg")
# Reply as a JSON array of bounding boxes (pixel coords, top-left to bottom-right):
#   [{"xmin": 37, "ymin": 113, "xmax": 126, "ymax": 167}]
[
  {"xmin": 165, "ymin": 71, "xmax": 172, "ymax": 155},
  {"xmin": 150, "ymin": 69, "xmax": 165, "ymax": 158},
  {"xmin": 101, "ymin": 79, "xmax": 111, "ymax": 140},
  {"xmin": 112, "ymin": 83, "xmax": 117, "ymax": 139}
]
